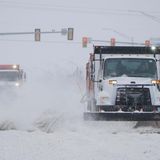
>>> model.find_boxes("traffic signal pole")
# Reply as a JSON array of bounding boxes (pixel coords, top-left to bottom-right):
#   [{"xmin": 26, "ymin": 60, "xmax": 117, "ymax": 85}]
[
  {"xmin": 82, "ymin": 36, "xmax": 146, "ymax": 48},
  {"xmin": 0, "ymin": 28, "xmax": 74, "ymax": 41}
]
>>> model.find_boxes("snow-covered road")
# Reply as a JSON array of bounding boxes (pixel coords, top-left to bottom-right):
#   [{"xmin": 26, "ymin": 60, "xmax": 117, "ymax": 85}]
[
  {"xmin": 0, "ymin": 121, "xmax": 160, "ymax": 160},
  {"xmin": 0, "ymin": 74, "xmax": 160, "ymax": 160}
]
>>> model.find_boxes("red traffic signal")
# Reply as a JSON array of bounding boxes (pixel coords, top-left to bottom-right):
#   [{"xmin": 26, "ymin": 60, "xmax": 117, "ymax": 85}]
[
  {"xmin": 145, "ymin": 40, "xmax": 151, "ymax": 46},
  {"xmin": 82, "ymin": 37, "xmax": 88, "ymax": 48},
  {"xmin": 110, "ymin": 38, "xmax": 116, "ymax": 46}
]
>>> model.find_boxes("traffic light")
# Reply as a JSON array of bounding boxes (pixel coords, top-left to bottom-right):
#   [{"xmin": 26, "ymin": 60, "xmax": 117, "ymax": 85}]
[
  {"xmin": 67, "ymin": 28, "xmax": 74, "ymax": 40},
  {"xmin": 35, "ymin": 29, "xmax": 41, "ymax": 41},
  {"xmin": 110, "ymin": 38, "xmax": 116, "ymax": 46},
  {"xmin": 145, "ymin": 40, "xmax": 151, "ymax": 46},
  {"xmin": 82, "ymin": 37, "xmax": 88, "ymax": 48}
]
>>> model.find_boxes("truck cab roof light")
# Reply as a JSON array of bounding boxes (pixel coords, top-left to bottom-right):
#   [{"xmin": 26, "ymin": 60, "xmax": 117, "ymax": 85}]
[
  {"xmin": 151, "ymin": 46, "xmax": 156, "ymax": 51},
  {"xmin": 12, "ymin": 65, "xmax": 18, "ymax": 69},
  {"xmin": 0, "ymin": 64, "xmax": 19, "ymax": 70}
]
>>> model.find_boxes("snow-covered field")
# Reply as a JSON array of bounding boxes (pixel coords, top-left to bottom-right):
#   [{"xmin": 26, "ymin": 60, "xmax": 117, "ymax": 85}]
[
  {"xmin": 0, "ymin": 0, "xmax": 160, "ymax": 159},
  {"xmin": 0, "ymin": 123, "xmax": 160, "ymax": 160}
]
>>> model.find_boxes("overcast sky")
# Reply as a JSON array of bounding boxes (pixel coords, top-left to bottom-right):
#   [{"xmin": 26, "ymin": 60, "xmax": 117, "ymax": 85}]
[{"xmin": 0, "ymin": 0, "xmax": 160, "ymax": 41}]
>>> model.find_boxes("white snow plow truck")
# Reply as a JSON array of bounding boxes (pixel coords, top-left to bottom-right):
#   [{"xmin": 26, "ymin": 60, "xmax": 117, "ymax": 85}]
[
  {"xmin": 84, "ymin": 45, "xmax": 160, "ymax": 121},
  {"xmin": 0, "ymin": 64, "xmax": 26, "ymax": 87}
]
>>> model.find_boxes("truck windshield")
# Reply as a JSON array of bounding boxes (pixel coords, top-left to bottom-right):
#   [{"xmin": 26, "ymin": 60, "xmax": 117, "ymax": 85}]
[
  {"xmin": 0, "ymin": 71, "xmax": 19, "ymax": 81},
  {"xmin": 104, "ymin": 58, "xmax": 157, "ymax": 78}
]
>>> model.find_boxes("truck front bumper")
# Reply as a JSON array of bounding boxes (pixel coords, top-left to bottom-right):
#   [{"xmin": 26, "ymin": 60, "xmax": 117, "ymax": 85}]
[{"xmin": 84, "ymin": 111, "xmax": 160, "ymax": 121}]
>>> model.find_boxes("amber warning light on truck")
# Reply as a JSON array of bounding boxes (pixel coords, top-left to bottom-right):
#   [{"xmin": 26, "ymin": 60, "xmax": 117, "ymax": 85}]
[{"xmin": 0, "ymin": 64, "xmax": 19, "ymax": 70}]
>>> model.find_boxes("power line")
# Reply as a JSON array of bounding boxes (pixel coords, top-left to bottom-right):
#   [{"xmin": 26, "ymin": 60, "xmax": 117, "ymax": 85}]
[
  {"xmin": 0, "ymin": 6, "xmax": 132, "ymax": 16},
  {"xmin": 0, "ymin": 1, "xmax": 160, "ymax": 16},
  {"xmin": 0, "ymin": 38, "xmax": 81, "ymax": 44},
  {"xmin": 0, "ymin": 1, "xmax": 153, "ymax": 17},
  {"xmin": 102, "ymin": 28, "xmax": 134, "ymax": 41},
  {"xmin": 1, "ymin": 1, "xmax": 160, "ymax": 14},
  {"xmin": 128, "ymin": 10, "xmax": 160, "ymax": 23}
]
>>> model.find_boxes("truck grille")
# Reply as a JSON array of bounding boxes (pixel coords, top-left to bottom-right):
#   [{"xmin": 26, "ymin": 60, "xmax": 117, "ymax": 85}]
[{"xmin": 115, "ymin": 87, "xmax": 152, "ymax": 111}]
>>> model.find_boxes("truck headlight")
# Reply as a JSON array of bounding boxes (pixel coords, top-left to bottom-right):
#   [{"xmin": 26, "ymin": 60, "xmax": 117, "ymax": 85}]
[
  {"xmin": 109, "ymin": 80, "xmax": 117, "ymax": 85},
  {"xmin": 15, "ymin": 82, "xmax": 20, "ymax": 87},
  {"xmin": 151, "ymin": 80, "xmax": 160, "ymax": 84}
]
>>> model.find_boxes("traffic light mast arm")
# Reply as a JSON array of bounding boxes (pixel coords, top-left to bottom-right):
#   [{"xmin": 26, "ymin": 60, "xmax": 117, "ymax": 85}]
[
  {"xmin": 0, "ymin": 30, "xmax": 64, "ymax": 36},
  {"xmin": 82, "ymin": 36, "xmax": 148, "ymax": 47},
  {"xmin": 0, "ymin": 28, "xmax": 74, "ymax": 41}
]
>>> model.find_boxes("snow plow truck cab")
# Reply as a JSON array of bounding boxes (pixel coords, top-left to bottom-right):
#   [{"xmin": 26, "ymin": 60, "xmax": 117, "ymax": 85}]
[
  {"xmin": 84, "ymin": 45, "xmax": 160, "ymax": 121},
  {"xmin": 0, "ymin": 64, "xmax": 26, "ymax": 87}
]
